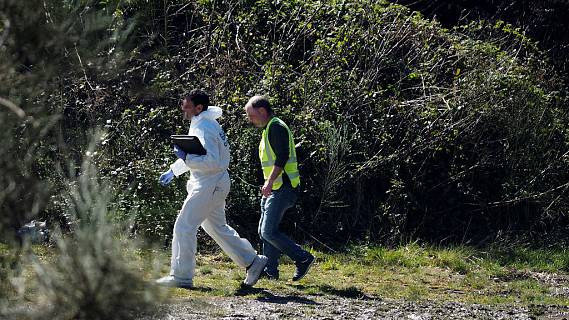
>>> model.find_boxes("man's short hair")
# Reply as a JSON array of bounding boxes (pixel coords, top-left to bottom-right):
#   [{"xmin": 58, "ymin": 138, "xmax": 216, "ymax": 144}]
[
  {"xmin": 249, "ymin": 95, "xmax": 273, "ymax": 115},
  {"xmin": 185, "ymin": 89, "xmax": 209, "ymax": 111}
]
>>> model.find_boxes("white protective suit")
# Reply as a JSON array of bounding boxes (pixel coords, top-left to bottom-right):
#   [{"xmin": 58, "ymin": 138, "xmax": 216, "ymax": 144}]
[{"xmin": 168, "ymin": 106, "xmax": 257, "ymax": 280}]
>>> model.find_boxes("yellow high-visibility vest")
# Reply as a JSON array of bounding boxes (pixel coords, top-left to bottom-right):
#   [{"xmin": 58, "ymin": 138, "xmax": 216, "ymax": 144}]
[{"xmin": 259, "ymin": 117, "xmax": 300, "ymax": 190}]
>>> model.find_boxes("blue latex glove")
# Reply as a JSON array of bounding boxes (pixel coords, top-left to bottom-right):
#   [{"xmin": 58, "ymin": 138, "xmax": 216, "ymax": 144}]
[
  {"xmin": 174, "ymin": 145, "xmax": 187, "ymax": 160},
  {"xmin": 159, "ymin": 169, "xmax": 175, "ymax": 186}
]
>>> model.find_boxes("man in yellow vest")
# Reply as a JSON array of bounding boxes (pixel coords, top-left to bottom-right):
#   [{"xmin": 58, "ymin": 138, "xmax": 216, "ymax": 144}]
[{"xmin": 244, "ymin": 95, "xmax": 315, "ymax": 281}]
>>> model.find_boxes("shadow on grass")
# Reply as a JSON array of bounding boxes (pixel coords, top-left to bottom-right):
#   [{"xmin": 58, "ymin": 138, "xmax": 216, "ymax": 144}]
[
  {"xmin": 234, "ymin": 283, "xmax": 318, "ymax": 305},
  {"xmin": 153, "ymin": 283, "xmax": 214, "ymax": 293},
  {"xmin": 188, "ymin": 286, "xmax": 214, "ymax": 292},
  {"xmin": 291, "ymin": 284, "xmax": 372, "ymax": 300},
  {"xmin": 233, "ymin": 283, "xmax": 264, "ymax": 296}
]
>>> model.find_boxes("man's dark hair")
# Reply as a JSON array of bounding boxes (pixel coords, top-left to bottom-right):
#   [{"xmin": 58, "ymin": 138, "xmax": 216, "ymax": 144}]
[
  {"xmin": 250, "ymin": 95, "xmax": 273, "ymax": 115},
  {"xmin": 185, "ymin": 89, "xmax": 209, "ymax": 111}
]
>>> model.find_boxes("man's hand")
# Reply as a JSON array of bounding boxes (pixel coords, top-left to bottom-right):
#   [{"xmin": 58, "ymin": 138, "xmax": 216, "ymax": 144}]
[
  {"xmin": 159, "ymin": 169, "xmax": 175, "ymax": 186},
  {"xmin": 262, "ymin": 166, "xmax": 283, "ymax": 197},
  {"xmin": 173, "ymin": 145, "xmax": 187, "ymax": 160},
  {"xmin": 261, "ymin": 179, "xmax": 274, "ymax": 197}
]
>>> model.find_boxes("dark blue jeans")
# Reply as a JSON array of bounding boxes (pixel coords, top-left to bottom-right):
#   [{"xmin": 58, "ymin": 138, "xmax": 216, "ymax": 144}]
[{"xmin": 258, "ymin": 185, "xmax": 309, "ymax": 275}]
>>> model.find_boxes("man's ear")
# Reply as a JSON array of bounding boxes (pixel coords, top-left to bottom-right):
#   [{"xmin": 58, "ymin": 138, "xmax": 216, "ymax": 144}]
[{"xmin": 196, "ymin": 104, "xmax": 204, "ymax": 113}]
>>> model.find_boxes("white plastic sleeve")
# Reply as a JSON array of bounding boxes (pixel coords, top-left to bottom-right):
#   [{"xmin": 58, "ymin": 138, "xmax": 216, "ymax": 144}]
[{"xmin": 170, "ymin": 158, "xmax": 190, "ymax": 176}]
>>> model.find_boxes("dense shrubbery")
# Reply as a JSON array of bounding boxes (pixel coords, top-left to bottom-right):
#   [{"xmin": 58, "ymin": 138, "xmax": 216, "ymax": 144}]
[
  {"xmin": 45, "ymin": 0, "xmax": 564, "ymax": 247},
  {"xmin": 3, "ymin": 0, "xmax": 569, "ymax": 249},
  {"xmin": 394, "ymin": 0, "xmax": 569, "ymax": 76},
  {"xmin": 27, "ymin": 0, "xmax": 563, "ymax": 246},
  {"xmin": 2, "ymin": 1, "xmax": 568, "ymax": 317}
]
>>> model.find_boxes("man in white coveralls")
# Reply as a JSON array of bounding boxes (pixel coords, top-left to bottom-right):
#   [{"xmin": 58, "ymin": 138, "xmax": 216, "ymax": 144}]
[{"xmin": 156, "ymin": 89, "xmax": 267, "ymax": 288}]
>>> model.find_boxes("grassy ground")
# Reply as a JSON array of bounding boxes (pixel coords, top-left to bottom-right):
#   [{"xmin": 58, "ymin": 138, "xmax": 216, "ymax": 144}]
[
  {"xmin": 4, "ymin": 242, "xmax": 569, "ymax": 308},
  {"xmin": 137, "ymin": 243, "xmax": 569, "ymax": 306}
]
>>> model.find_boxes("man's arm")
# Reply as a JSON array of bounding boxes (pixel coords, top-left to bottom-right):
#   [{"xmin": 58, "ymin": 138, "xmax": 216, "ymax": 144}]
[{"xmin": 261, "ymin": 166, "xmax": 283, "ymax": 197}]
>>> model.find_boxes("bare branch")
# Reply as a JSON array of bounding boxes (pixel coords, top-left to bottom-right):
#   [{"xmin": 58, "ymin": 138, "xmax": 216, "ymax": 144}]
[{"xmin": 0, "ymin": 97, "xmax": 26, "ymax": 118}]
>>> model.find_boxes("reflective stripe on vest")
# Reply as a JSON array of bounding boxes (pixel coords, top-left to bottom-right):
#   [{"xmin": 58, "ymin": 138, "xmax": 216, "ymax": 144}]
[{"xmin": 259, "ymin": 117, "xmax": 300, "ymax": 190}]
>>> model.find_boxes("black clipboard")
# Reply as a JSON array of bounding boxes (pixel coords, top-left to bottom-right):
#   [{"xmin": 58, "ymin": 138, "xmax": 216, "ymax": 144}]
[{"xmin": 170, "ymin": 135, "xmax": 207, "ymax": 155}]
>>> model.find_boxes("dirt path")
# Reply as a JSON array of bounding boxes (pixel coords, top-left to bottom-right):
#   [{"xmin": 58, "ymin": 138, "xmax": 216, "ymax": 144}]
[
  {"xmin": 143, "ymin": 269, "xmax": 569, "ymax": 319},
  {"xmin": 148, "ymin": 290, "xmax": 569, "ymax": 320}
]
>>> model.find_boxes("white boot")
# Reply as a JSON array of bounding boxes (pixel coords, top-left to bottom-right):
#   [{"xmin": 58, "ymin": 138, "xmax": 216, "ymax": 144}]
[
  {"xmin": 155, "ymin": 275, "xmax": 193, "ymax": 289},
  {"xmin": 243, "ymin": 255, "xmax": 268, "ymax": 286}
]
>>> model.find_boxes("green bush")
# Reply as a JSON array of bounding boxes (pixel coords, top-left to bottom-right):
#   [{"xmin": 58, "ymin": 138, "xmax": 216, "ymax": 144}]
[
  {"xmin": 5, "ymin": 0, "xmax": 568, "ymax": 248},
  {"xmin": 80, "ymin": 0, "xmax": 569, "ymax": 246}
]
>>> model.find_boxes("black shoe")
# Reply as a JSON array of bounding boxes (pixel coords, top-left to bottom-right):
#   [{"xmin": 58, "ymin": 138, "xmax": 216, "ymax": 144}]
[
  {"xmin": 292, "ymin": 254, "xmax": 315, "ymax": 281},
  {"xmin": 260, "ymin": 269, "xmax": 279, "ymax": 280}
]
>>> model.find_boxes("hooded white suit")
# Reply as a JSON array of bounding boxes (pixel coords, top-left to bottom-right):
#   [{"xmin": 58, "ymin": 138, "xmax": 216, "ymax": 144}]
[{"xmin": 168, "ymin": 106, "xmax": 256, "ymax": 280}]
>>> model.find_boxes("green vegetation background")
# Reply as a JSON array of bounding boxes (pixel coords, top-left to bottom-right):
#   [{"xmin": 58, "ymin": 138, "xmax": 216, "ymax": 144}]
[
  {"xmin": 2, "ymin": 1, "xmax": 569, "ymax": 318},
  {"xmin": 2, "ymin": 0, "xmax": 569, "ymax": 250}
]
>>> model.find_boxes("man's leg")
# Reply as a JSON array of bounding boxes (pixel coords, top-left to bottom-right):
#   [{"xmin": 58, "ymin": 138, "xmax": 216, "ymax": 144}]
[
  {"xmin": 169, "ymin": 186, "xmax": 210, "ymax": 281},
  {"xmin": 259, "ymin": 187, "xmax": 311, "ymax": 268},
  {"xmin": 201, "ymin": 178, "xmax": 267, "ymax": 286},
  {"xmin": 201, "ymin": 183, "xmax": 257, "ymax": 268},
  {"xmin": 259, "ymin": 196, "xmax": 281, "ymax": 278}
]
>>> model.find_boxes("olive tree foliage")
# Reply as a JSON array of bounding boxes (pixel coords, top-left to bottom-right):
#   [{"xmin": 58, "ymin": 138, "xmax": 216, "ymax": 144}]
[
  {"xmin": 0, "ymin": 0, "xmax": 134, "ymax": 238},
  {"xmin": 4, "ymin": 144, "xmax": 159, "ymax": 320},
  {"xmin": 1, "ymin": 1, "xmax": 159, "ymax": 318},
  {"xmin": 24, "ymin": 0, "xmax": 569, "ymax": 247}
]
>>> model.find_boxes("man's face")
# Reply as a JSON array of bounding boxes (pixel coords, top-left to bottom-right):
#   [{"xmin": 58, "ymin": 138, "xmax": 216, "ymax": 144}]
[
  {"xmin": 181, "ymin": 98, "xmax": 202, "ymax": 120},
  {"xmin": 244, "ymin": 104, "xmax": 265, "ymax": 128}
]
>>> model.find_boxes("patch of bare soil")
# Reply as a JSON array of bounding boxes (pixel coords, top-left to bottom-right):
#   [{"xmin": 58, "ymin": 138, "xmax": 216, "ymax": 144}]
[{"xmin": 146, "ymin": 287, "xmax": 569, "ymax": 320}]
